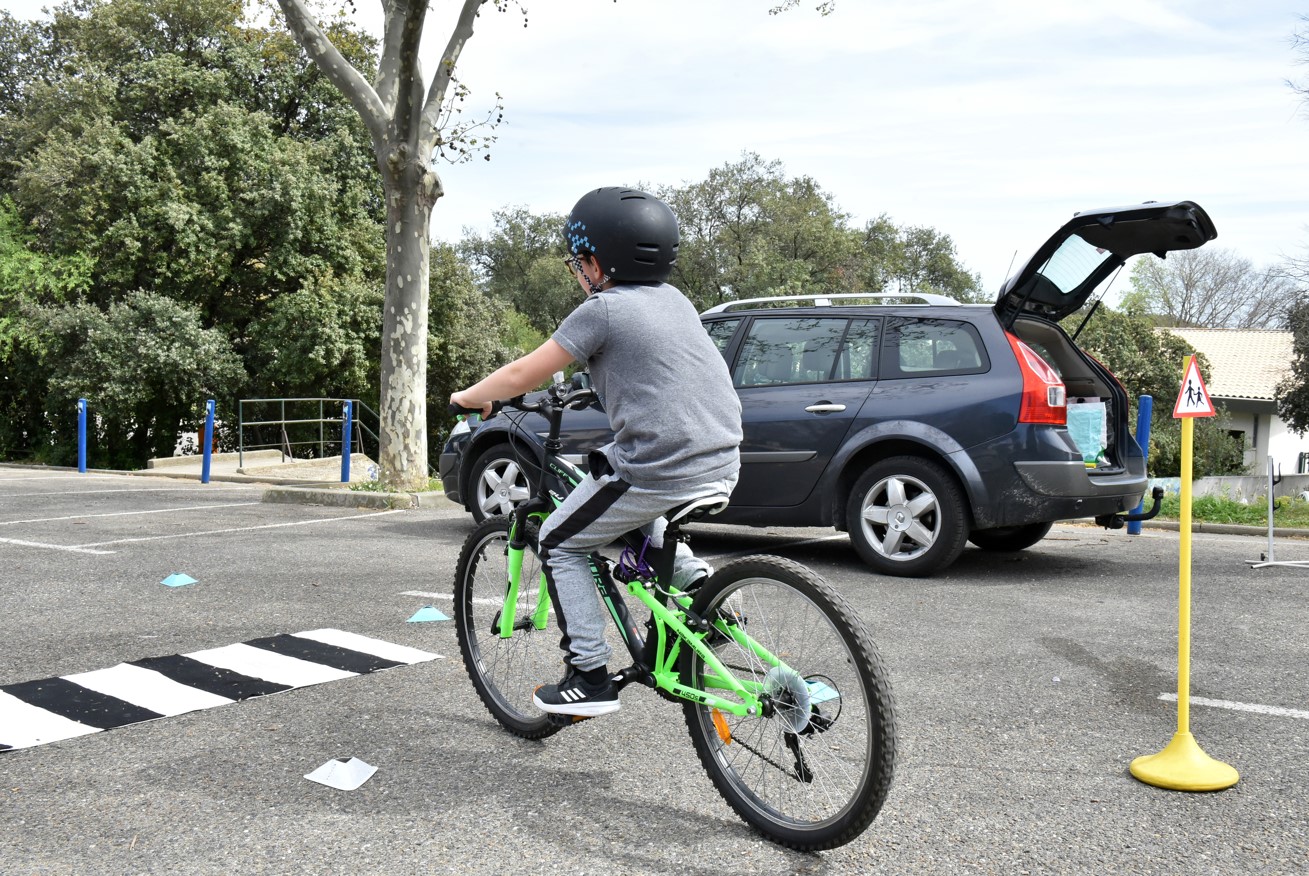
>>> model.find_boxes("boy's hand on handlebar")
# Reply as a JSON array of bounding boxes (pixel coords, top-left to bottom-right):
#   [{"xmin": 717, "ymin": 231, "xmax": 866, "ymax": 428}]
[{"xmin": 448, "ymin": 391, "xmax": 493, "ymax": 419}]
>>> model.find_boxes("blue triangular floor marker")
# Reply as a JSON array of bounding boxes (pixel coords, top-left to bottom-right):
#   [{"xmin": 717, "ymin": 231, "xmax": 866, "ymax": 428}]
[
  {"xmin": 161, "ymin": 573, "xmax": 198, "ymax": 587},
  {"xmin": 407, "ymin": 606, "xmax": 449, "ymax": 623}
]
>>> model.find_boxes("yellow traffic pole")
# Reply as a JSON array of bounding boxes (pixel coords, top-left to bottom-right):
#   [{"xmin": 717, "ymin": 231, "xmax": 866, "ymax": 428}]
[{"xmin": 1130, "ymin": 356, "xmax": 1238, "ymax": 791}]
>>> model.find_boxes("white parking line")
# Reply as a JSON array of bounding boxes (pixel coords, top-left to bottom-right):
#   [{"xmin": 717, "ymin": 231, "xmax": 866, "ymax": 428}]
[
  {"xmin": 0, "ymin": 537, "xmax": 115, "ymax": 555},
  {"xmin": 1159, "ymin": 693, "xmax": 1309, "ymax": 721},
  {"xmin": 400, "ymin": 590, "xmax": 549, "ymax": 610},
  {"xmin": 0, "ymin": 474, "xmax": 131, "ymax": 481},
  {"xmin": 0, "ymin": 487, "xmax": 260, "ymax": 498},
  {"xmin": 75, "ymin": 509, "xmax": 407, "ymax": 548},
  {"xmin": 0, "ymin": 502, "xmax": 262, "ymax": 526}
]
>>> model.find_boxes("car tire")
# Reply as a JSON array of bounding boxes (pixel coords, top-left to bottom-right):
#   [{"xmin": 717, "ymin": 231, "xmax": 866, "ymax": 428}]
[
  {"xmin": 968, "ymin": 521, "xmax": 1053, "ymax": 552},
  {"xmin": 846, "ymin": 456, "xmax": 968, "ymax": 578},
  {"xmin": 468, "ymin": 443, "xmax": 533, "ymax": 523}
]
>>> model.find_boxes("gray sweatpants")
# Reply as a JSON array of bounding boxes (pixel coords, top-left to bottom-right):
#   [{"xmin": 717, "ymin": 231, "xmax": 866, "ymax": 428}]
[{"xmin": 537, "ymin": 470, "xmax": 738, "ymax": 672}]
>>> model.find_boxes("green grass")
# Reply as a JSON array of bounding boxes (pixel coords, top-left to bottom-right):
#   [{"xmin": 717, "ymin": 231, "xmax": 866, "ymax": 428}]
[
  {"xmin": 1156, "ymin": 494, "xmax": 1309, "ymax": 527},
  {"xmin": 349, "ymin": 477, "xmax": 442, "ymax": 493}
]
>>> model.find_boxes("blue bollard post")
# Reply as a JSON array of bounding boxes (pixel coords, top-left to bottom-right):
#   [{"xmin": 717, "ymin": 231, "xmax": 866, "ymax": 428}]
[
  {"xmin": 201, "ymin": 399, "xmax": 215, "ymax": 484},
  {"xmin": 77, "ymin": 398, "xmax": 87, "ymax": 473},
  {"xmin": 1128, "ymin": 395, "xmax": 1154, "ymax": 535},
  {"xmin": 341, "ymin": 400, "xmax": 353, "ymax": 483}
]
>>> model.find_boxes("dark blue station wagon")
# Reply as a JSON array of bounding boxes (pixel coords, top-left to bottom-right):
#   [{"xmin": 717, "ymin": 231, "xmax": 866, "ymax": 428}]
[{"xmin": 440, "ymin": 200, "xmax": 1216, "ymax": 576}]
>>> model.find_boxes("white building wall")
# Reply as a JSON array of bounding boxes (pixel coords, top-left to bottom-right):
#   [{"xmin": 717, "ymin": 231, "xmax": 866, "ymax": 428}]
[{"xmin": 1268, "ymin": 416, "xmax": 1309, "ymax": 475}]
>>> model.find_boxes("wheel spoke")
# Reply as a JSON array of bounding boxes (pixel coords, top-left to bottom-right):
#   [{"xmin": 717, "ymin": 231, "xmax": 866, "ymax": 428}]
[
  {"xmin": 861, "ymin": 504, "xmax": 890, "ymax": 525},
  {"xmin": 906, "ymin": 492, "xmax": 936, "ymax": 517},
  {"xmin": 884, "ymin": 477, "xmax": 907, "ymax": 507},
  {"xmin": 681, "ymin": 559, "xmax": 894, "ymax": 849},
  {"xmin": 880, "ymin": 527, "xmax": 906, "ymax": 555},
  {"xmin": 903, "ymin": 521, "xmax": 935, "ymax": 548},
  {"xmin": 454, "ymin": 518, "xmax": 559, "ymax": 739}
]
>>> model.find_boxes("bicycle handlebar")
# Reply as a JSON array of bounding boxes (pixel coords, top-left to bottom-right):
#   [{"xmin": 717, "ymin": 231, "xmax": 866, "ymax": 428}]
[{"xmin": 447, "ymin": 375, "xmax": 597, "ymax": 424}]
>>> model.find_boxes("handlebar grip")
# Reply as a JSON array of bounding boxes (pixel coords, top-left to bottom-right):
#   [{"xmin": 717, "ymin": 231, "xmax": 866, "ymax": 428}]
[{"xmin": 445, "ymin": 400, "xmax": 505, "ymax": 419}]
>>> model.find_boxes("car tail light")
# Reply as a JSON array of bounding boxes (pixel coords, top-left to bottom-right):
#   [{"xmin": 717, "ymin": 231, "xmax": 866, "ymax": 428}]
[{"xmin": 1005, "ymin": 333, "xmax": 1067, "ymax": 425}]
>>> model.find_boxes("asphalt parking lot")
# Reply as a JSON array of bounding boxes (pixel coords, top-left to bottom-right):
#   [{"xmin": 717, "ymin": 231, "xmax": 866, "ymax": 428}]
[{"xmin": 1, "ymin": 465, "xmax": 1307, "ymax": 875}]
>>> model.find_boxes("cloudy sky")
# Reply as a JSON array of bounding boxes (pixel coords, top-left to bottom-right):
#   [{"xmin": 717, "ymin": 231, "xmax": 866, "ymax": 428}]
[{"xmin": 9, "ymin": 1, "xmax": 1308, "ymax": 296}]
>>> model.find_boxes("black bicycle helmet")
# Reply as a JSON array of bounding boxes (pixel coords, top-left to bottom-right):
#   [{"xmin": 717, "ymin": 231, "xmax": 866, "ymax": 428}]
[{"xmin": 563, "ymin": 187, "xmax": 679, "ymax": 284}]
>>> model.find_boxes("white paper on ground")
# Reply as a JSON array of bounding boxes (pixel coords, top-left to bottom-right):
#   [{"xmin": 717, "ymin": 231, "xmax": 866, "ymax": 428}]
[{"xmin": 304, "ymin": 757, "xmax": 377, "ymax": 791}]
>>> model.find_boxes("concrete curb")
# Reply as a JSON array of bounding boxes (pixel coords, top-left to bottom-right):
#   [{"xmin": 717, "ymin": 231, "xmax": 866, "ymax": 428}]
[{"xmin": 261, "ymin": 485, "xmax": 459, "ymax": 511}]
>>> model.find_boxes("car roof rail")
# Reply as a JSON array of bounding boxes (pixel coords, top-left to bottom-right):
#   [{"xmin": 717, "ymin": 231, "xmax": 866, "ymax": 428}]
[{"xmin": 700, "ymin": 292, "xmax": 961, "ymax": 314}]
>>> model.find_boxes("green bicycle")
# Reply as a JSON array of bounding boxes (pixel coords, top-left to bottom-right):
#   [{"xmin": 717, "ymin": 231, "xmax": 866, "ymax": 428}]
[{"xmin": 451, "ymin": 377, "xmax": 896, "ymax": 851}]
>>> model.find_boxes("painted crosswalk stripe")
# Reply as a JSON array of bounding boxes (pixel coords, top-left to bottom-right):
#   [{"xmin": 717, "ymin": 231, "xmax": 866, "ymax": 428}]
[
  {"xmin": 243, "ymin": 634, "xmax": 403, "ymax": 674},
  {"xmin": 129, "ymin": 654, "xmax": 291, "ymax": 700},
  {"xmin": 0, "ymin": 691, "xmax": 102, "ymax": 749},
  {"xmin": 184, "ymin": 643, "xmax": 357, "ymax": 687},
  {"xmin": 0, "ymin": 629, "xmax": 438, "ymax": 752},
  {"xmin": 64, "ymin": 663, "xmax": 234, "ymax": 716},
  {"xmin": 2, "ymin": 677, "xmax": 163, "ymax": 729},
  {"xmin": 292, "ymin": 628, "xmax": 439, "ymax": 665}
]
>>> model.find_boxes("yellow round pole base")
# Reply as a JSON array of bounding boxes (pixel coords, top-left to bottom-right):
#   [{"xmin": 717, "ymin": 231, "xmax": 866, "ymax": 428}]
[{"xmin": 1130, "ymin": 732, "xmax": 1239, "ymax": 791}]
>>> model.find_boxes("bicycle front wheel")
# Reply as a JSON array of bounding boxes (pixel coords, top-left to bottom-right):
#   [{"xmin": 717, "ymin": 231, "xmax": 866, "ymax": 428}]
[
  {"xmin": 681, "ymin": 556, "xmax": 896, "ymax": 851},
  {"xmin": 454, "ymin": 514, "xmax": 561, "ymax": 739}
]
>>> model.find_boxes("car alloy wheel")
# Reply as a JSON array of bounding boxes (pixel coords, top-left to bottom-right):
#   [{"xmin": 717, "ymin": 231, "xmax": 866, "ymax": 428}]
[
  {"xmin": 846, "ymin": 456, "xmax": 968, "ymax": 578},
  {"xmin": 470, "ymin": 444, "xmax": 532, "ymax": 523}
]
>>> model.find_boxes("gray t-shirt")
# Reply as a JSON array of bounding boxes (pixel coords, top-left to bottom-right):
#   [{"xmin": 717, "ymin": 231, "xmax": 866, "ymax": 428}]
[{"xmin": 552, "ymin": 283, "xmax": 742, "ymax": 489}]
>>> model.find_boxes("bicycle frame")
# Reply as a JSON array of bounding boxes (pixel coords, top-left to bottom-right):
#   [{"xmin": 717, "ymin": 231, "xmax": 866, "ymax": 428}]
[{"xmin": 491, "ymin": 394, "xmax": 790, "ymax": 719}]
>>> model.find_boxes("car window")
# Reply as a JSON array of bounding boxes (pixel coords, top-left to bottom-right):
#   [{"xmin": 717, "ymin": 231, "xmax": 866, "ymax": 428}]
[
  {"xmin": 733, "ymin": 317, "xmax": 848, "ymax": 387},
  {"xmin": 703, "ymin": 318, "xmax": 741, "ymax": 355},
  {"xmin": 1040, "ymin": 234, "xmax": 1115, "ymax": 295},
  {"xmin": 834, "ymin": 318, "xmax": 881, "ymax": 380},
  {"xmin": 881, "ymin": 317, "xmax": 988, "ymax": 378}
]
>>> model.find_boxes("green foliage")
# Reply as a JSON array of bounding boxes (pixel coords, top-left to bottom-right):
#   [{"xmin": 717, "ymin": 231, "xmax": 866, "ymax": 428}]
[
  {"xmin": 660, "ymin": 153, "xmax": 862, "ymax": 309},
  {"xmin": 1276, "ymin": 297, "xmax": 1309, "ymax": 436},
  {"xmin": 458, "ymin": 207, "xmax": 576, "ymax": 336},
  {"xmin": 857, "ymin": 215, "xmax": 988, "ymax": 303},
  {"xmin": 1157, "ymin": 492, "xmax": 1309, "ymax": 528},
  {"xmin": 1060, "ymin": 303, "xmax": 1247, "ymax": 477},
  {"xmin": 1146, "ymin": 411, "xmax": 1248, "ymax": 479},
  {"xmin": 426, "ymin": 243, "xmax": 524, "ymax": 457},
  {"xmin": 33, "ymin": 291, "xmax": 246, "ymax": 466},
  {"xmin": 245, "ymin": 273, "xmax": 382, "ymax": 401},
  {"xmin": 0, "ymin": 0, "xmax": 387, "ymax": 468}
]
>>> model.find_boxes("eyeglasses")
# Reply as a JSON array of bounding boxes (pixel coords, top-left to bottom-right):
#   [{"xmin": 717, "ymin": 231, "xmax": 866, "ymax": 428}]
[{"xmin": 564, "ymin": 254, "xmax": 587, "ymax": 275}]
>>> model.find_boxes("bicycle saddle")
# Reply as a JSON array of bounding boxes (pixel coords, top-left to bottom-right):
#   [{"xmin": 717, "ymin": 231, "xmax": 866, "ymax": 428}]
[{"xmin": 667, "ymin": 493, "xmax": 731, "ymax": 525}]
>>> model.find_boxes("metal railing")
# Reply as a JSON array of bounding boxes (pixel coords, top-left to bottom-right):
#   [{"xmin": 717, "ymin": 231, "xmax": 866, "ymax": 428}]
[{"xmin": 237, "ymin": 398, "xmax": 380, "ymax": 470}]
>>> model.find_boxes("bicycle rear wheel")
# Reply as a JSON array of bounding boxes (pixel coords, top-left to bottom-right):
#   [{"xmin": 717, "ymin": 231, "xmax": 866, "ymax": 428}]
[
  {"xmin": 680, "ymin": 556, "xmax": 896, "ymax": 851},
  {"xmin": 454, "ymin": 514, "xmax": 561, "ymax": 739}
]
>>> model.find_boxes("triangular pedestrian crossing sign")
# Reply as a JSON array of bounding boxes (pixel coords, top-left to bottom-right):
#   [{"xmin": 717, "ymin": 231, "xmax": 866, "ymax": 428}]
[{"xmin": 1173, "ymin": 355, "xmax": 1216, "ymax": 418}]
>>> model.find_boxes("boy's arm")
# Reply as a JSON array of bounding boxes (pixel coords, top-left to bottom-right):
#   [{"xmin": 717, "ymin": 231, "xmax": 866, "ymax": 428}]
[{"xmin": 450, "ymin": 339, "xmax": 576, "ymax": 416}]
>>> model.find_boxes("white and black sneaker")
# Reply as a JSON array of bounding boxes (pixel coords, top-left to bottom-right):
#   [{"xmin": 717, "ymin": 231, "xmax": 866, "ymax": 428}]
[{"xmin": 533, "ymin": 666, "xmax": 620, "ymax": 717}]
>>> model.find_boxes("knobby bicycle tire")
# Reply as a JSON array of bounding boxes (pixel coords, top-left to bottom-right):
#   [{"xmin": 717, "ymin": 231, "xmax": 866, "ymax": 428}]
[
  {"xmin": 679, "ymin": 556, "xmax": 896, "ymax": 851},
  {"xmin": 454, "ymin": 514, "xmax": 561, "ymax": 739}
]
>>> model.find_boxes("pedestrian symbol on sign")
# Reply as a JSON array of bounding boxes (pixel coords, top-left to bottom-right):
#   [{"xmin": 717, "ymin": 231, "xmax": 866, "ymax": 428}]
[{"xmin": 1172, "ymin": 355, "xmax": 1216, "ymax": 418}]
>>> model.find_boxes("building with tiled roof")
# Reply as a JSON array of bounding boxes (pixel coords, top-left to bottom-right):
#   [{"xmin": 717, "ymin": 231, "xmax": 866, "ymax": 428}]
[{"xmin": 1159, "ymin": 328, "xmax": 1306, "ymax": 474}]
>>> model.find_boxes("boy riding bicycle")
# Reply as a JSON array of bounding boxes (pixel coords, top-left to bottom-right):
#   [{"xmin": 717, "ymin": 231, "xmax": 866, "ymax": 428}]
[{"xmin": 450, "ymin": 187, "xmax": 742, "ymax": 717}]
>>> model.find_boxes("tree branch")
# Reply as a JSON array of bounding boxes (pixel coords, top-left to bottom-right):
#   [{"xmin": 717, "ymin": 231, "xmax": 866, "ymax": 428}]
[
  {"xmin": 275, "ymin": 0, "xmax": 389, "ymax": 146},
  {"xmin": 377, "ymin": 0, "xmax": 428, "ymax": 142},
  {"xmin": 417, "ymin": 0, "xmax": 484, "ymax": 157}
]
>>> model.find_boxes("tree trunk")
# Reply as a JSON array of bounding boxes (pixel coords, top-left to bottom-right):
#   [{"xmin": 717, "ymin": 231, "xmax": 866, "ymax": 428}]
[{"xmin": 377, "ymin": 156, "xmax": 437, "ymax": 491}]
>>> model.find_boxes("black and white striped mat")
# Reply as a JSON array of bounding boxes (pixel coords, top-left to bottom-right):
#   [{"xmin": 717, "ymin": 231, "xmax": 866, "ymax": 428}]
[{"xmin": 0, "ymin": 629, "xmax": 438, "ymax": 751}]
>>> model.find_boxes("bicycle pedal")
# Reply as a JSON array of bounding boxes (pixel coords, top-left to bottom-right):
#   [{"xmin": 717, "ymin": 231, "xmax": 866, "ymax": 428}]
[{"xmin": 545, "ymin": 712, "xmax": 592, "ymax": 727}]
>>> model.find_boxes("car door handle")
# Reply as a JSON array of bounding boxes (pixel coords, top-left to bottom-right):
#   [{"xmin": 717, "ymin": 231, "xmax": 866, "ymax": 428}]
[{"xmin": 804, "ymin": 403, "xmax": 847, "ymax": 413}]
